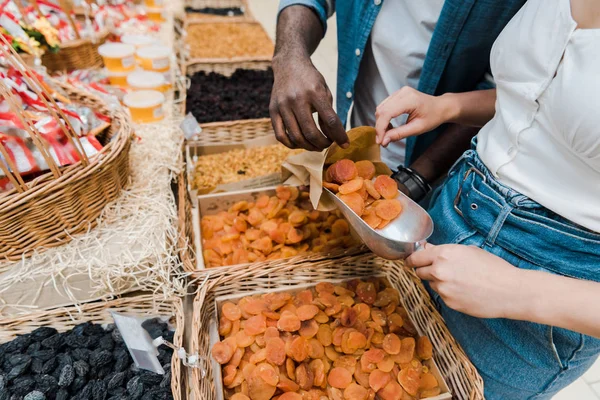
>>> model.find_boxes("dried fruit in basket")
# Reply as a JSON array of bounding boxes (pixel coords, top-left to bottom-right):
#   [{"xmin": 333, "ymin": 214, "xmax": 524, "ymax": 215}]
[
  {"xmin": 324, "ymin": 160, "xmax": 403, "ymax": 229},
  {"xmin": 212, "ymin": 278, "xmax": 443, "ymax": 399},
  {"xmin": 201, "ymin": 186, "xmax": 359, "ymax": 268},
  {"xmin": 185, "ymin": 23, "xmax": 274, "ymax": 60}
]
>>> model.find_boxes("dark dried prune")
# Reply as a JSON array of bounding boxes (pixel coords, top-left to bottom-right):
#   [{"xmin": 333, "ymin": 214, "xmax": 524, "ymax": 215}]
[
  {"xmin": 10, "ymin": 376, "xmax": 34, "ymax": 395},
  {"xmin": 99, "ymin": 335, "xmax": 114, "ymax": 351},
  {"xmin": 34, "ymin": 374, "xmax": 57, "ymax": 394},
  {"xmin": 8, "ymin": 355, "xmax": 31, "ymax": 367},
  {"xmin": 73, "ymin": 360, "xmax": 89, "ymax": 377},
  {"xmin": 7, "ymin": 361, "xmax": 30, "ymax": 381},
  {"xmin": 70, "ymin": 376, "xmax": 86, "ymax": 392},
  {"xmin": 23, "ymin": 391, "xmax": 45, "ymax": 400},
  {"xmin": 40, "ymin": 335, "xmax": 62, "ymax": 350},
  {"xmin": 30, "ymin": 350, "xmax": 54, "ymax": 363},
  {"xmin": 127, "ymin": 376, "xmax": 144, "ymax": 400},
  {"xmin": 40, "ymin": 358, "xmax": 56, "ymax": 375},
  {"xmin": 55, "ymin": 389, "xmax": 69, "ymax": 400},
  {"xmin": 30, "ymin": 328, "xmax": 57, "ymax": 341},
  {"xmin": 106, "ymin": 371, "xmax": 127, "ymax": 391},
  {"xmin": 58, "ymin": 364, "xmax": 74, "ymax": 387},
  {"xmin": 89, "ymin": 350, "xmax": 112, "ymax": 368}
]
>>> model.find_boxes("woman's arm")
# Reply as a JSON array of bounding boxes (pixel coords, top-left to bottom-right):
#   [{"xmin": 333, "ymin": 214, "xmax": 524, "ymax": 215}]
[
  {"xmin": 374, "ymin": 87, "xmax": 497, "ymax": 146},
  {"xmin": 408, "ymin": 244, "xmax": 600, "ymax": 339}
]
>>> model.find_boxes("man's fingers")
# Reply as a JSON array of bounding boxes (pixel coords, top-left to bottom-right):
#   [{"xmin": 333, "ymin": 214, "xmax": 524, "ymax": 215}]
[
  {"xmin": 406, "ymin": 243, "xmax": 438, "ymax": 268},
  {"xmin": 381, "ymin": 120, "xmax": 427, "ymax": 146},
  {"xmin": 270, "ymin": 108, "xmax": 296, "ymax": 149},
  {"xmin": 279, "ymin": 107, "xmax": 319, "ymax": 151},
  {"xmin": 313, "ymin": 96, "xmax": 348, "ymax": 148},
  {"xmin": 293, "ymin": 103, "xmax": 332, "ymax": 150}
]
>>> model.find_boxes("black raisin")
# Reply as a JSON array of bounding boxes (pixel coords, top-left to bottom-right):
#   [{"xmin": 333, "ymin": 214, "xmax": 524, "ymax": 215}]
[
  {"xmin": 71, "ymin": 348, "xmax": 90, "ymax": 362},
  {"xmin": 56, "ymin": 354, "xmax": 72, "ymax": 368},
  {"xmin": 89, "ymin": 350, "xmax": 112, "ymax": 368},
  {"xmin": 64, "ymin": 335, "xmax": 89, "ymax": 349},
  {"xmin": 23, "ymin": 391, "xmax": 45, "ymax": 400},
  {"xmin": 25, "ymin": 344, "xmax": 41, "ymax": 355},
  {"xmin": 58, "ymin": 364, "xmax": 74, "ymax": 387},
  {"xmin": 40, "ymin": 358, "xmax": 56, "ymax": 375},
  {"xmin": 73, "ymin": 360, "xmax": 89, "ymax": 377},
  {"xmin": 30, "ymin": 328, "xmax": 57, "ymax": 341},
  {"xmin": 30, "ymin": 351, "xmax": 55, "ymax": 363},
  {"xmin": 110, "ymin": 329, "xmax": 123, "ymax": 344},
  {"xmin": 55, "ymin": 389, "xmax": 69, "ymax": 400},
  {"xmin": 5, "ymin": 336, "xmax": 31, "ymax": 354},
  {"xmin": 109, "ymin": 387, "xmax": 126, "ymax": 396},
  {"xmin": 112, "ymin": 350, "xmax": 129, "ymax": 373},
  {"xmin": 106, "ymin": 372, "xmax": 126, "ymax": 391},
  {"xmin": 91, "ymin": 379, "xmax": 107, "ymax": 400},
  {"xmin": 7, "ymin": 362, "xmax": 30, "ymax": 381},
  {"xmin": 34, "ymin": 375, "xmax": 57, "ymax": 394},
  {"xmin": 98, "ymin": 335, "xmax": 114, "ymax": 352},
  {"xmin": 70, "ymin": 376, "xmax": 86, "ymax": 393},
  {"xmin": 10, "ymin": 376, "xmax": 35, "ymax": 395},
  {"xmin": 0, "ymin": 391, "xmax": 7, "ymax": 400},
  {"xmin": 86, "ymin": 336, "xmax": 100, "ymax": 350},
  {"xmin": 83, "ymin": 324, "xmax": 105, "ymax": 337},
  {"xmin": 159, "ymin": 366, "xmax": 171, "ymax": 389},
  {"xmin": 0, "ymin": 374, "xmax": 5, "ymax": 390},
  {"xmin": 96, "ymin": 366, "xmax": 112, "ymax": 380},
  {"xmin": 8, "ymin": 355, "xmax": 31, "ymax": 367},
  {"xmin": 138, "ymin": 371, "xmax": 162, "ymax": 386},
  {"xmin": 40, "ymin": 335, "xmax": 62, "ymax": 350},
  {"xmin": 126, "ymin": 376, "xmax": 144, "ymax": 400},
  {"xmin": 78, "ymin": 382, "xmax": 93, "ymax": 399}
]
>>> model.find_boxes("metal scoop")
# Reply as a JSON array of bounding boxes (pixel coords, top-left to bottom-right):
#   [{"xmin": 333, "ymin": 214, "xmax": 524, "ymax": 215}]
[{"xmin": 324, "ymin": 188, "xmax": 433, "ymax": 259}]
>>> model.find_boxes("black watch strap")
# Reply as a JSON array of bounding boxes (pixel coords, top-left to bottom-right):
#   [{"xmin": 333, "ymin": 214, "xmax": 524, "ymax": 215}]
[{"xmin": 391, "ymin": 166, "xmax": 432, "ymax": 203}]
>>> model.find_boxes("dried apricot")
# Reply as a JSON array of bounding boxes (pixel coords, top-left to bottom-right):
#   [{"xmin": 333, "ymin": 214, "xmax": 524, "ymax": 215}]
[
  {"xmin": 363, "ymin": 349, "xmax": 385, "ymax": 364},
  {"xmin": 328, "ymin": 367, "xmax": 353, "ymax": 389},
  {"xmin": 220, "ymin": 315, "xmax": 233, "ymax": 336},
  {"xmin": 236, "ymin": 331, "xmax": 255, "ymax": 348},
  {"xmin": 354, "ymin": 367, "xmax": 370, "ymax": 389},
  {"xmin": 290, "ymin": 336, "xmax": 309, "ymax": 362},
  {"xmin": 340, "ymin": 307, "xmax": 358, "ymax": 327},
  {"xmin": 230, "ymin": 320, "xmax": 241, "ymax": 337},
  {"xmin": 382, "ymin": 334, "xmax": 401, "ymax": 355},
  {"xmin": 278, "ymin": 311, "xmax": 301, "ymax": 332},
  {"xmin": 339, "ymin": 178, "xmax": 365, "ymax": 195},
  {"xmin": 265, "ymin": 337, "xmax": 286, "ymax": 365},
  {"xmin": 278, "ymin": 376, "xmax": 300, "ymax": 393},
  {"xmin": 363, "ymin": 212, "xmax": 382, "ymax": 230},
  {"xmin": 347, "ymin": 331, "xmax": 367, "ymax": 351},
  {"xmin": 373, "ymin": 288, "xmax": 399, "ymax": 308},
  {"xmin": 371, "ymin": 309, "xmax": 387, "ymax": 327},
  {"xmin": 295, "ymin": 362, "xmax": 314, "ymax": 390},
  {"xmin": 359, "ymin": 354, "xmax": 376, "ymax": 373},
  {"xmin": 421, "ymin": 387, "xmax": 442, "ymax": 398},
  {"xmin": 377, "ymin": 381, "xmax": 404, "ymax": 400},
  {"xmin": 374, "ymin": 199, "xmax": 403, "ymax": 222},
  {"xmin": 289, "ymin": 210, "xmax": 307, "ymax": 226},
  {"xmin": 247, "ymin": 369, "xmax": 277, "ymax": 400},
  {"xmin": 355, "ymin": 160, "xmax": 376, "ymax": 180},
  {"xmin": 388, "ymin": 313, "xmax": 404, "ymax": 333},
  {"xmin": 296, "ymin": 289, "xmax": 314, "ymax": 305},
  {"xmin": 416, "ymin": 336, "xmax": 433, "ymax": 360},
  {"xmin": 325, "ymin": 346, "xmax": 340, "ymax": 362},
  {"xmin": 344, "ymin": 382, "xmax": 369, "ymax": 400},
  {"xmin": 287, "ymin": 227, "xmax": 305, "ymax": 244},
  {"xmin": 256, "ymin": 362, "xmax": 279, "ymax": 386},
  {"xmin": 286, "ymin": 358, "xmax": 296, "ymax": 381},
  {"xmin": 373, "ymin": 175, "xmax": 398, "ymax": 200},
  {"xmin": 308, "ymin": 338, "xmax": 325, "ymax": 359},
  {"xmin": 314, "ymin": 310, "xmax": 329, "ymax": 324},
  {"xmin": 356, "ymin": 282, "xmax": 377, "ymax": 305},
  {"xmin": 250, "ymin": 236, "xmax": 273, "ymax": 255},
  {"xmin": 245, "ymin": 315, "xmax": 267, "ymax": 336},
  {"xmin": 222, "ymin": 302, "xmax": 242, "ymax": 320},
  {"xmin": 364, "ymin": 179, "xmax": 381, "ymax": 200},
  {"xmin": 330, "ymin": 160, "xmax": 358, "ymax": 184},
  {"xmin": 338, "ymin": 192, "xmax": 365, "ymax": 216},
  {"xmin": 333, "ymin": 355, "xmax": 357, "ymax": 374},
  {"xmin": 377, "ymin": 356, "xmax": 394, "ymax": 373},
  {"xmin": 323, "ymin": 181, "xmax": 340, "ymax": 193},
  {"xmin": 264, "ymin": 326, "xmax": 280, "ymax": 339},
  {"xmin": 249, "ymin": 348, "xmax": 267, "ymax": 364},
  {"xmin": 332, "ymin": 219, "xmax": 350, "ymax": 237},
  {"xmin": 328, "ymin": 387, "xmax": 344, "ymax": 400},
  {"xmin": 309, "ymin": 358, "xmax": 326, "ymax": 387},
  {"xmin": 265, "ymin": 292, "xmax": 292, "ymax": 311},
  {"xmin": 231, "ymin": 393, "xmax": 251, "ymax": 400},
  {"xmin": 368, "ymin": 369, "xmax": 391, "ymax": 392},
  {"xmin": 317, "ymin": 324, "xmax": 333, "ymax": 347},
  {"xmin": 297, "ymin": 305, "xmax": 319, "ymax": 321},
  {"xmin": 398, "ymin": 368, "xmax": 421, "ymax": 396},
  {"xmin": 300, "ymin": 319, "xmax": 319, "ymax": 338},
  {"xmin": 353, "ymin": 304, "xmax": 371, "ymax": 322},
  {"xmin": 276, "ymin": 186, "xmax": 293, "ymax": 201},
  {"xmin": 395, "ymin": 337, "xmax": 415, "ymax": 364},
  {"xmin": 212, "ymin": 341, "xmax": 234, "ymax": 364},
  {"xmin": 223, "ymin": 365, "xmax": 237, "ymax": 386},
  {"xmin": 279, "ymin": 393, "xmax": 303, "ymax": 400},
  {"xmin": 419, "ymin": 372, "xmax": 438, "ymax": 390}
]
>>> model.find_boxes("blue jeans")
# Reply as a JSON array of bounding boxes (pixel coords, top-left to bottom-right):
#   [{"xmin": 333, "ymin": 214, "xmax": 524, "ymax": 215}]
[{"xmin": 427, "ymin": 149, "xmax": 600, "ymax": 399}]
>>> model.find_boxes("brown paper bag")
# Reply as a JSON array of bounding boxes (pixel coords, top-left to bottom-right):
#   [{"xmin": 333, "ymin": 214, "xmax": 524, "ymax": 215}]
[{"xmin": 282, "ymin": 126, "xmax": 392, "ymax": 211}]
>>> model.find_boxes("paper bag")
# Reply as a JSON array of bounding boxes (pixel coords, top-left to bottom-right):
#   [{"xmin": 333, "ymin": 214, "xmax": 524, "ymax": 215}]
[{"xmin": 282, "ymin": 126, "xmax": 392, "ymax": 211}]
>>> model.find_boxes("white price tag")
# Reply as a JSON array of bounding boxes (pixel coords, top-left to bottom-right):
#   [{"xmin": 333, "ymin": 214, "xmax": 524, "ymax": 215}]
[
  {"xmin": 111, "ymin": 312, "xmax": 165, "ymax": 375},
  {"xmin": 122, "ymin": 56, "xmax": 135, "ymax": 68},
  {"xmin": 180, "ymin": 112, "xmax": 202, "ymax": 140}
]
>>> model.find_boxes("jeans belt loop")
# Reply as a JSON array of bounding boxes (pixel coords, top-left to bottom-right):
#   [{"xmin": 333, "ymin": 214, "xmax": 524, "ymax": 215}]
[{"xmin": 454, "ymin": 166, "xmax": 487, "ymax": 218}]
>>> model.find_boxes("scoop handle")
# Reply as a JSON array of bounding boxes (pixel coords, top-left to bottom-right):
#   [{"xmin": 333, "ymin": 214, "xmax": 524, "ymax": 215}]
[{"xmin": 414, "ymin": 241, "xmax": 427, "ymax": 253}]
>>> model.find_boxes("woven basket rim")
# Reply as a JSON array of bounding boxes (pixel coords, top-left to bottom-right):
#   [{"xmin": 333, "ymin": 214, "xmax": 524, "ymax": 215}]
[
  {"xmin": 0, "ymin": 80, "xmax": 132, "ymax": 213},
  {"xmin": 58, "ymin": 29, "xmax": 111, "ymax": 50}
]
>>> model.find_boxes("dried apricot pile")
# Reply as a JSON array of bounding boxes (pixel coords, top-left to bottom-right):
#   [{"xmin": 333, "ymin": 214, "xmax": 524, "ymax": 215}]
[
  {"xmin": 212, "ymin": 278, "xmax": 442, "ymax": 399},
  {"xmin": 202, "ymin": 186, "xmax": 359, "ymax": 267},
  {"xmin": 323, "ymin": 160, "xmax": 403, "ymax": 230}
]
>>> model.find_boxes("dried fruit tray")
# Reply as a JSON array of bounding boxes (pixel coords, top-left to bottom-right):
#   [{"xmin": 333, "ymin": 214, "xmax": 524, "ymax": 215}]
[
  {"xmin": 0, "ymin": 294, "xmax": 185, "ymax": 400},
  {"xmin": 184, "ymin": 0, "xmax": 254, "ymax": 24},
  {"xmin": 190, "ymin": 253, "xmax": 484, "ymax": 399},
  {"xmin": 185, "ymin": 135, "xmax": 290, "ymax": 195},
  {"xmin": 189, "ymin": 185, "xmax": 362, "ymax": 271}
]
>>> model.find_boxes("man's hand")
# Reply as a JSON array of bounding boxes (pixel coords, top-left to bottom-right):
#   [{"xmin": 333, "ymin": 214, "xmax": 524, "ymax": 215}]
[{"xmin": 270, "ymin": 56, "xmax": 348, "ymax": 151}]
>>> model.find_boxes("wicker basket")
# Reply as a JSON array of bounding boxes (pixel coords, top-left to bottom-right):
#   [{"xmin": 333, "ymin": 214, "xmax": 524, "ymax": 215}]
[
  {"xmin": 0, "ymin": 294, "xmax": 185, "ymax": 400},
  {"xmin": 185, "ymin": 59, "xmax": 272, "ymax": 133},
  {"xmin": 184, "ymin": 0, "xmax": 254, "ymax": 23},
  {"xmin": 42, "ymin": 30, "xmax": 109, "ymax": 73},
  {"xmin": 190, "ymin": 253, "xmax": 485, "ymax": 400},
  {"xmin": 0, "ymin": 81, "xmax": 132, "ymax": 261}
]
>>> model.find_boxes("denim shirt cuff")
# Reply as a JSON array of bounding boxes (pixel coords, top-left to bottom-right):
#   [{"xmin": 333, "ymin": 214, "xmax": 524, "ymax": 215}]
[{"xmin": 278, "ymin": 0, "xmax": 329, "ymax": 34}]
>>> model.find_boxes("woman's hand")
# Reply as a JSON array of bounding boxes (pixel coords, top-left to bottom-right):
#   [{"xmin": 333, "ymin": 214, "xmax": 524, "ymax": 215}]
[
  {"xmin": 407, "ymin": 243, "xmax": 525, "ymax": 319},
  {"xmin": 375, "ymin": 87, "xmax": 456, "ymax": 147}
]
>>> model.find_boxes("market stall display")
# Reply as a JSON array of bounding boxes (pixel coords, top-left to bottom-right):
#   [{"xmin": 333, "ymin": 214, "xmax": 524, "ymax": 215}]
[
  {"xmin": 191, "ymin": 253, "xmax": 485, "ymax": 399},
  {"xmin": 184, "ymin": 21, "xmax": 273, "ymax": 62},
  {"xmin": 184, "ymin": 0, "xmax": 252, "ymax": 22},
  {"xmin": 0, "ymin": 294, "xmax": 184, "ymax": 400}
]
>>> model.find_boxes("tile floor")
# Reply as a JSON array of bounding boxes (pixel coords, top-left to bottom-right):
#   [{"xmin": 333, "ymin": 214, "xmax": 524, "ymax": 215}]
[{"xmin": 247, "ymin": 1, "xmax": 600, "ymax": 398}]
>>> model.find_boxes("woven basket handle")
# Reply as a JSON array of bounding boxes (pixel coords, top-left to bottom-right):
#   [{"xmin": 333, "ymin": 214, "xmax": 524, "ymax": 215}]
[{"xmin": 57, "ymin": 0, "xmax": 81, "ymax": 40}]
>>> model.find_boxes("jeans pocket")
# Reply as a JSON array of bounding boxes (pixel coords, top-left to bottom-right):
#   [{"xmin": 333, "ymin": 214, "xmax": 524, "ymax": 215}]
[{"xmin": 548, "ymin": 326, "xmax": 567, "ymax": 370}]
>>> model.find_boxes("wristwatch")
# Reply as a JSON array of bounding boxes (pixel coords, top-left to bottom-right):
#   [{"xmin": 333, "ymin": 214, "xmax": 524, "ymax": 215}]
[{"xmin": 391, "ymin": 166, "xmax": 432, "ymax": 203}]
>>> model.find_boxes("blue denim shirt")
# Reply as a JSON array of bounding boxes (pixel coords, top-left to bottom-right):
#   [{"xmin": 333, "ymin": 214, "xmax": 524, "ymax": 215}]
[{"xmin": 278, "ymin": 0, "xmax": 526, "ymax": 165}]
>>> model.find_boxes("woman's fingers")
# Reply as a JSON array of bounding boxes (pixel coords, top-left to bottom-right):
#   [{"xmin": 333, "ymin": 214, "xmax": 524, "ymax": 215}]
[
  {"xmin": 375, "ymin": 95, "xmax": 413, "ymax": 144},
  {"xmin": 381, "ymin": 120, "xmax": 427, "ymax": 146},
  {"xmin": 414, "ymin": 266, "xmax": 437, "ymax": 281},
  {"xmin": 406, "ymin": 243, "xmax": 437, "ymax": 268}
]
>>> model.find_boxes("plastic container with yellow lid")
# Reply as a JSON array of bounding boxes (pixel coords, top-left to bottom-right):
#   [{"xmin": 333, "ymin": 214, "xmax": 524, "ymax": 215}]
[
  {"xmin": 146, "ymin": 7, "xmax": 166, "ymax": 22},
  {"xmin": 136, "ymin": 45, "xmax": 171, "ymax": 72},
  {"xmin": 126, "ymin": 70, "xmax": 168, "ymax": 92},
  {"xmin": 98, "ymin": 43, "xmax": 136, "ymax": 72},
  {"xmin": 121, "ymin": 34, "xmax": 155, "ymax": 49},
  {"xmin": 106, "ymin": 69, "xmax": 130, "ymax": 87},
  {"xmin": 123, "ymin": 90, "xmax": 165, "ymax": 123}
]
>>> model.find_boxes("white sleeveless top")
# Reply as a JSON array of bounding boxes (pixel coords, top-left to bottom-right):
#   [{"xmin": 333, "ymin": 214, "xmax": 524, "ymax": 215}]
[{"xmin": 477, "ymin": 0, "xmax": 600, "ymax": 232}]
